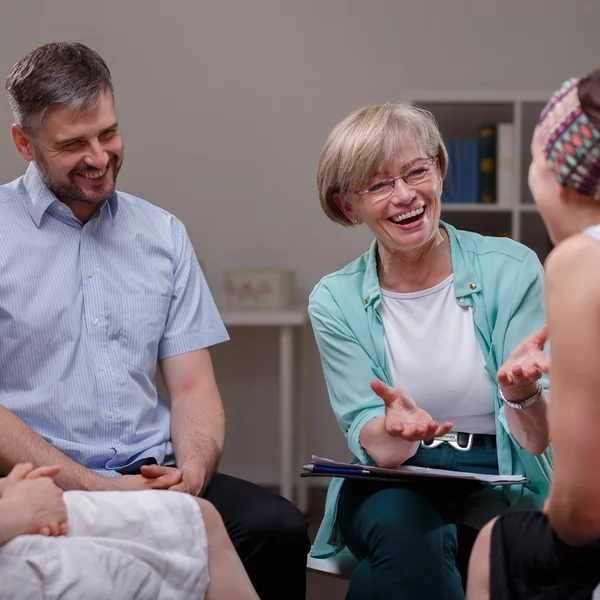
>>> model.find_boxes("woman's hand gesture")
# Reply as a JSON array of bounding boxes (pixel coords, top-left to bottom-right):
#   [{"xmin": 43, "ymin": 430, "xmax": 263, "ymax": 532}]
[
  {"xmin": 498, "ymin": 325, "xmax": 549, "ymax": 403},
  {"xmin": 371, "ymin": 380, "xmax": 453, "ymax": 442}
]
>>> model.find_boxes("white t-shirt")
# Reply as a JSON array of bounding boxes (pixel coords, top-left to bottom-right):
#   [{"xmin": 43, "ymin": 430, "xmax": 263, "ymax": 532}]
[{"xmin": 380, "ymin": 274, "xmax": 496, "ymax": 434}]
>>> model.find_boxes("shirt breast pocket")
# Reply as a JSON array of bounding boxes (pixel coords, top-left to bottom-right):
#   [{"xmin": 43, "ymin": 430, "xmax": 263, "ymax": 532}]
[{"xmin": 120, "ymin": 294, "xmax": 170, "ymax": 373}]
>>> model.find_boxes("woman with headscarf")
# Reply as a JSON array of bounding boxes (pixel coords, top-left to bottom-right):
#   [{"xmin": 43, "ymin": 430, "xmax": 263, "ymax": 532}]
[{"xmin": 467, "ymin": 69, "xmax": 600, "ymax": 600}]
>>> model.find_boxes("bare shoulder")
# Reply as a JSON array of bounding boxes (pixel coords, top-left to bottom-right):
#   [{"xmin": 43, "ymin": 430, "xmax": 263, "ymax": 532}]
[{"xmin": 545, "ymin": 233, "xmax": 600, "ymax": 296}]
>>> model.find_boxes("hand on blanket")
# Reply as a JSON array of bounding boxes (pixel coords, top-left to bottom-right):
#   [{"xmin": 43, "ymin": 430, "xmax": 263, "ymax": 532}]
[
  {"xmin": 0, "ymin": 464, "xmax": 61, "ymax": 496},
  {"xmin": 1, "ymin": 463, "xmax": 68, "ymax": 538},
  {"xmin": 371, "ymin": 380, "xmax": 453, "ymax": 442}
]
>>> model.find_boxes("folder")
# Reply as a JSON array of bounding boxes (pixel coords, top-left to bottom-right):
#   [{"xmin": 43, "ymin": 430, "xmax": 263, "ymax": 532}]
[{"xmin": 301, "ymin": 456, "xmax": 529, "ymax": 486}]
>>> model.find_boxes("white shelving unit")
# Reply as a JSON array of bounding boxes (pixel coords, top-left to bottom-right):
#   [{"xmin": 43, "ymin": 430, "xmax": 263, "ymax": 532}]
[
  {"xmin": 401, "ymin": 90, "xmax": 553, "ymax": 262},
  {"xmin": 220, "ymin": 308, "xmax": 309, "ymax": 512}
]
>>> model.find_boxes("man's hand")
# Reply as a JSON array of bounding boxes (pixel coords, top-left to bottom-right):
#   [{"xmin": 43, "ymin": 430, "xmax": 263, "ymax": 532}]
[
  {"xmin": 371, "ymin": 380, "xmax": 453, "ymax": 442},
  {"xmin": 168, "ymin": 478, "xmax": 205, "ymax": 496},
  {"xmin": 498, "ymin": 325, "xmax": 550, "ymax": 403},
  {"xmin": 2, "ymin": 463, "xmax": 68, "ymax": 537},
  {"xmin": 103, "ymin": 466, "xmax": 183, "ymax": 492},
  {"xmin": 141, "ymin": 464, "xmax": 204, "ymax": 496}
]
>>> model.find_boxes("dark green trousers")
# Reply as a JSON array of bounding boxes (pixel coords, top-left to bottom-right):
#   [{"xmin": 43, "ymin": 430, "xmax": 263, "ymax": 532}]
[{"xmin": 338, "ymin": 437, "xmax": 503, "ymax": 600}]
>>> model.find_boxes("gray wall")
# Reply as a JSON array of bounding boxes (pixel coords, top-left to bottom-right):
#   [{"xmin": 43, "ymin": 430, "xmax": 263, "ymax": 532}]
[{"xmin": 0, "ymin": 0, "xmax": 599, "ymax": 484}]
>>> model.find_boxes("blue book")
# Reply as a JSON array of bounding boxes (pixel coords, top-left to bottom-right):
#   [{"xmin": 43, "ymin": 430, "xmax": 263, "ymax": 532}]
[
  {"xmin": 467, "ymin": 139, "xmax": 479, "ymax": 203},
  {"xmin": 443, "ymin": 139, "xmax": 456, "ymax": 203},
  {"xmin": 459, "ymin": 139, "xmax": 468, "ymax": 202}
]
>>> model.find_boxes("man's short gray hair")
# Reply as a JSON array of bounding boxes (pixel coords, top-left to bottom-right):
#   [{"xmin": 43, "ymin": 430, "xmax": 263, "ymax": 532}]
[{"xmin": 5, "ymin": 41, "xmax": 114, "ymax": 135}]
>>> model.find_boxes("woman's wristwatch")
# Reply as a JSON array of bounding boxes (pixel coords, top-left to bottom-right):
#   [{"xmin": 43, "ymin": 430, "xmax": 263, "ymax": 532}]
[{"xmin": 500, "ymin": 380, "xmax": 543, "ymax": 410}]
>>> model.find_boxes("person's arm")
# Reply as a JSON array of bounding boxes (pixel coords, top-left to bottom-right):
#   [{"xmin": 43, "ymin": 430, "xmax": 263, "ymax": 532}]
[
  {"xmin": 0, "ymin": 499, "xmax": 32, "ymax": 546},
  {"xmin": 503, "ymin": 394, "xmax": 549, "ymax": 455},
  {"xmin": 498, "ymin": 327, "xmax": 550, "ymax": 455},
  {"xmin": 309, "ymin": 284, "xmax": 449, "ymax": 468},
  {"xmin": 361, "ymin": 381, "xmax": 452, "ymax": 468},
  {"xmin": 496, "ymin": 250, "xmax": 551, "ymax": 455},
  {"xmin": 0, "ymin": 463, "xmax": 67, "ymax": 546},
  {"xmin": 142, "ymin": 218, "xmax": 227, "ymax": 496},
  {"xmin": 0, "ymin": 407, "xmax": 181, "ymax": 492},
  {"xmin": 159, "ymin": 348, "xmax": 225, "ymax": 496},
  {"xmin": 544, "ymin": 235, "xmax": 600, "ymax": 545},
  {"xmin": 359, "ymin": 417, "xmax": 420, "ymax": 468},
  {"xmin": 0, "ymin": 406, "xmax": 106, "ymax": 491}
]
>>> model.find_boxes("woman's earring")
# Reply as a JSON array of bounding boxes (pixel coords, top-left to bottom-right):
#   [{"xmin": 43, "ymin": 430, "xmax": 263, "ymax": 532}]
[{"xmin": 354, "ymin": 218, "xmax": 359, "ymax": 224}]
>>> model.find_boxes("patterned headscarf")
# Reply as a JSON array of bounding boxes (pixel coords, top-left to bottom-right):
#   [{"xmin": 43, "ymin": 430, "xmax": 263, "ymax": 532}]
[{"xmin": 537, "ymin": 74, "xmax": 600, "ymax": 201}]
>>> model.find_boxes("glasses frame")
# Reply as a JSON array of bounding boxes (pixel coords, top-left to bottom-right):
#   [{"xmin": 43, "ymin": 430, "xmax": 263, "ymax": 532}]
[{"xmin": 353, "ymin": 156, "xmax": 437, "ymax": 202}]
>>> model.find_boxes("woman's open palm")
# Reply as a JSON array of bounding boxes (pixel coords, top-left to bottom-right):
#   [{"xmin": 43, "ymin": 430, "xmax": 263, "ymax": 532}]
[
  {"xmin": 498, "ymin": 325, "xmax": 549, "ymax": 401},
  {"xmin": 371, "ymin": 380, "xmax": 453, "ymax": 442}
]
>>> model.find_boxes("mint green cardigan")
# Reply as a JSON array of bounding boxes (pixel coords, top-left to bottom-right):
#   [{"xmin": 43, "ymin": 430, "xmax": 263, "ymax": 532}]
[{"xmin": 308, "ymin": 222, "xmax": 553, "ymax": 558}]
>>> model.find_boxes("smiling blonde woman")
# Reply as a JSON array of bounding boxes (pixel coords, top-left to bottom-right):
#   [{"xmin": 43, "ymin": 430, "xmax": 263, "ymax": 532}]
[{"xmin": 309, "ymin": 102, "xmax": 553, "ymax": 600}]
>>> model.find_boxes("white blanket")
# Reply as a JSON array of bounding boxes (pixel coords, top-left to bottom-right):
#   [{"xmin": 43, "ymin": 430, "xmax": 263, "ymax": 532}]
[{"xmin": 0, "ymin": 490, "xmax": 209, "ymax": 599}]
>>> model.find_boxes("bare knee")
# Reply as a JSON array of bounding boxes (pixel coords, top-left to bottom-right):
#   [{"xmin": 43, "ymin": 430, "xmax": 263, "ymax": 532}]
[
  {"xmin": 465, "ymin": 517, "xmax": 498, "ymax": 600},
  {"xmin": 194, "ymin": 498, "xmax": 228, "ymax": 541}
]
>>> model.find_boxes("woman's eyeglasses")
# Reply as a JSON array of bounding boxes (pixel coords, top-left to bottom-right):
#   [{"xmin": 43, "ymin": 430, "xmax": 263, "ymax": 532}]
[{"xmin": 354, "ymin": 157, "xmax": 435, "ymax": 203}]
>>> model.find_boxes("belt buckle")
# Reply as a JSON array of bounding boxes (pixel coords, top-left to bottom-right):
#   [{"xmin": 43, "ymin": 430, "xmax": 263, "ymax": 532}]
[
  {"xmin": 420, "ymin": 437, "xmax": 445, "ymax": 449},
  {"xmin": 420, "ymin": 432, "xmax": 473, "ymax": 452}
]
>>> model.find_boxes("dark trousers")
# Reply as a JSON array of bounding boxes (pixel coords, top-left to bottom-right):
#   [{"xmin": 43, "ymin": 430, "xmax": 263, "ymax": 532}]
[
  {"xmin": 339, "ymin": 479, "xmax": 480, "ymax": 600},
  {"xmin": 204, "ymin": 472, "xmax": 310, "ymax": 600},
  {"xmin": 338, "ymin": 437, "xmax": 501, "ymax": 600},
  {"xmin": 490, "ymin": 511, "xmax": 600, "ymax": 600}
]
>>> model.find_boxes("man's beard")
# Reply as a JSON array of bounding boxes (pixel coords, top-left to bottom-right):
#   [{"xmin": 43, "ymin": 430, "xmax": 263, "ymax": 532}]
[{"xmin": 34, "ymin": 146, "xmax": 123, "ymax": 207}]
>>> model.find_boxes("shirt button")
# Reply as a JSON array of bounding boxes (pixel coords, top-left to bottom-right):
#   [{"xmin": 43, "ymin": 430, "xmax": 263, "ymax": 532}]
[
  {"xmin": 86, "ymin": 271, "xmax": 93, "ymax": 278},
  {"xmin": 57, "ymin": 205, "xmax": 64, "ymax": 212},
  {"xmin": 106, "ymin": 411, "xmax": 113, "ymax": 419},
  {"xmin": 99, "ymin": 364, "xmax": 106, "ymax": 371},
  {"xmin": 470, "ymin": 283, "xmax": 477, "ymax": 290},
  {"xmin": 459, "ymin": 298, "xmax": 465, "ymax": 303},
  {"xmin": 92, "ymin": 318, "xmax": 99, "ymax": 326}
]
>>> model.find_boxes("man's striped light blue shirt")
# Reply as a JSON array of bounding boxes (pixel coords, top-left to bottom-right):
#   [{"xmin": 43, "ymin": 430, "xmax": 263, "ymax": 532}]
[{"xmin": 0, "ymin": 164, "xmax": 229, "ymax": 475}]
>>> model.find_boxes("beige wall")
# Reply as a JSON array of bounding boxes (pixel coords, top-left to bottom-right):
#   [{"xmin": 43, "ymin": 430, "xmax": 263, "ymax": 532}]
[{"xmin": 0, "ymin": 0, "xmax": 599, "ymax": 484}]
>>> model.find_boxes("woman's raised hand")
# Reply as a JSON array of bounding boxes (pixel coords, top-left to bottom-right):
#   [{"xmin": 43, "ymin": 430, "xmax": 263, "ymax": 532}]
[
  {"xmin": 497, "ymin": 325, "xmax": 549, "ymax": 402},
  {"xmin": 371, "ymin": 380, "xmax": 453, "ymax": 442}
]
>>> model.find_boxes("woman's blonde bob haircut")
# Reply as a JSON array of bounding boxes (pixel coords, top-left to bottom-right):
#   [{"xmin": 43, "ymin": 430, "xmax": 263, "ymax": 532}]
[{"xmin": 317, "ymin": 102, "xmax": 449, "ymax": 226}]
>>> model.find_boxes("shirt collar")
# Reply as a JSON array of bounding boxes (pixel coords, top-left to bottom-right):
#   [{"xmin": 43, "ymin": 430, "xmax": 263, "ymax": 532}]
[
  {"xmin": 23, "ymin": 162, "xmax": 118, "ymax": 227},
  {"xmin": 361, "ymin": 220, "xmax": 480, "ymax": 310}
]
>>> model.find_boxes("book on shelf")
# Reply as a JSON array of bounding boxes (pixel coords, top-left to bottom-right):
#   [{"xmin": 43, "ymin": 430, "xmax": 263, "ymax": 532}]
[
  {"xmin": 442, "ymin": 122, "xmax": 515, "ymax": 208},
  {"xmin": 478, "ymin": 124, "xmax": 497, "ymax": 203},
  {"xmin": 496, "ymin": 123, "xmax": 514, "ymax": 208},
  {"xmin": 442, "ymin": 138, "xmax": 478, "ymax": 204}
]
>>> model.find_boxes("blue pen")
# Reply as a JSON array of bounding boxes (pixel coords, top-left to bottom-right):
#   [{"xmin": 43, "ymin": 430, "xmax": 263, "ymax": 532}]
[{"xmin": 307, "ymin": 464, "xmax": 370, "ymax": 475}]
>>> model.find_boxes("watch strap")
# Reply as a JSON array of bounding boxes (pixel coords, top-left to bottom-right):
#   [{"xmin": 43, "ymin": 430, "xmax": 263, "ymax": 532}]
[{"xmin": 500, "ymin": 380, "xmax": 543, "ymax": 410}]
